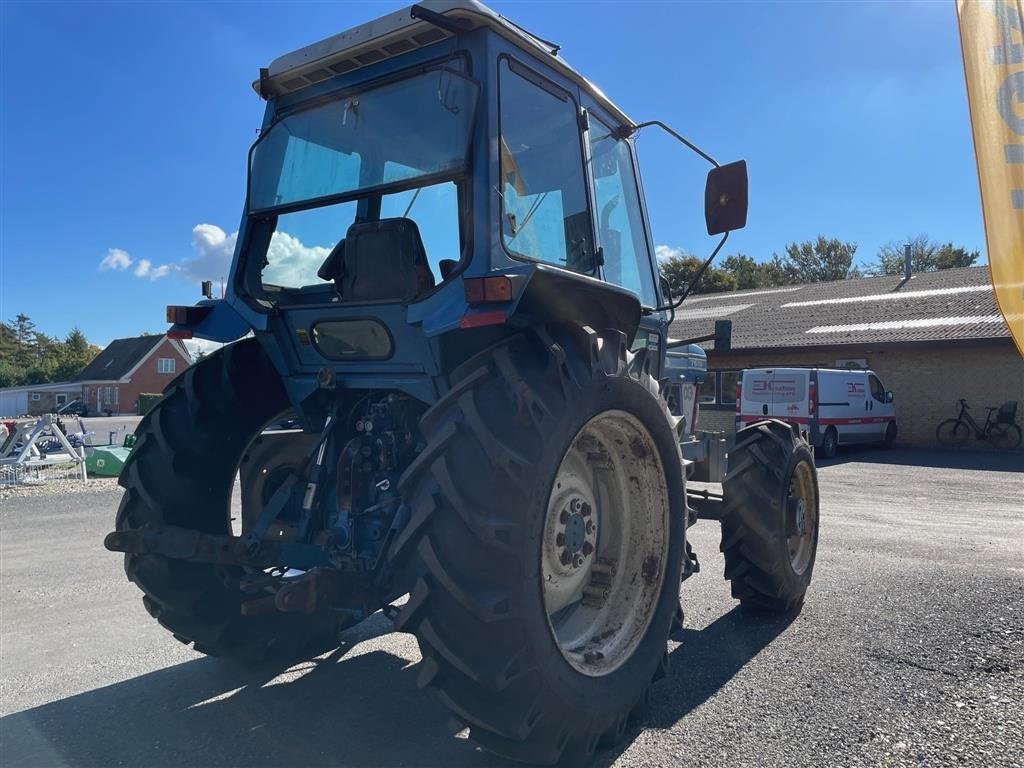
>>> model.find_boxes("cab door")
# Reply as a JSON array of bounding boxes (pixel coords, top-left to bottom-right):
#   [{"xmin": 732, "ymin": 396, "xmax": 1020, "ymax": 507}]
[
  {"xmin": 868, "ymin": 373, "xmax": 893, "ymax": 439},
  {"xmin": 581, "ymin": 100, "xmax": 665, "ymax": 372}
]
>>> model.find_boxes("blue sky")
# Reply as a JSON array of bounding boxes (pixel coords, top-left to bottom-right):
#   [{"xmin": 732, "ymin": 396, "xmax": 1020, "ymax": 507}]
[{"xmin": 1, "ymin": 0, "xmax": 983, "ymax": 346}]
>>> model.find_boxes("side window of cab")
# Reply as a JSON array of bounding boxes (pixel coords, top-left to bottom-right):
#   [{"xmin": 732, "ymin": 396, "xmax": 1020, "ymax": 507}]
[
  {"xmin": 869, "ymin": 374, "xmax": 886, "ymax": 403},
  {"xmin": 587, "ymin": 117, "xmax": 658, "ymax": 308},
  {"xmin": 498, "ymin": 59, "xmax": 594, "ymax": 273}
]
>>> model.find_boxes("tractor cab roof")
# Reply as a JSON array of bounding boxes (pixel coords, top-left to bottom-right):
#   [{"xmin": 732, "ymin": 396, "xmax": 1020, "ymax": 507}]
[{"xmin": 253, "ymin": 0, "xmax": 633, "ymax": 128}]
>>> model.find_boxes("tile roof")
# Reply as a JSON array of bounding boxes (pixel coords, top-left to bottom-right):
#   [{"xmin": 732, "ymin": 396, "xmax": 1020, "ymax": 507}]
[
  {"xmin": 74, "ymin": 335, "xmax": 165, "ymax": 382},
  {"xmin": 668, "ymin": 266, "xmax": 1010, "ymax": 350}
]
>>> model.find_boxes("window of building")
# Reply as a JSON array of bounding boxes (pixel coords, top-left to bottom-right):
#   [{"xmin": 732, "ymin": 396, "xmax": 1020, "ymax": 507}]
[
  {"xmin": 31, "ymin": 393, "xmax": 41, "ymax": 401},
  {"xmin": 498, "ymin": 58, "xmax": 594, "ymax": 273},
  {"xmin": 720, "ymin": 371, "xmax": 740, "ymax": 405},
  {"xmin": 698, "ymin": 370, "xmax": 741, "ymax": 408},
  {"xmin": 158, "ymin": 358, "xmax": 176, "ymax": 374},
  {"xmin": 55, "ymin": 394, "xmax": 67, "ymax": 406},
  {"xmin": 697, "ymin": 373, "xmax": 717, "ymax": 404}
]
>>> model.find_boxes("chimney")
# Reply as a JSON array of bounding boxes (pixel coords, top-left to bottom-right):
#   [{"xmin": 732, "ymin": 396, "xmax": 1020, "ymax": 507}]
[{"xmin": 903, "ymin": 243, "xmax": 913, "ymax": 280}]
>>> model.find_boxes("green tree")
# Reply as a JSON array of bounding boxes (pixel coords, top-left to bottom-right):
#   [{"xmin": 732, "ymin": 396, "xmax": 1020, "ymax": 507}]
[
  {"xmin": 771, "ymin": 237, "xmax": 861, "ymax": 284},
  {"xmin": 659, "ymin": 252, "xmax": 736, "ymax": 298},
  {"xmin": 872, "ymin": 235, "xmax": 980, "ymax": 276},
  {"xmin": 0, "ymin": 316, "xmax": 101, "ymax": 387},
  {"xmin": 719, "ymin": 253, "xmax": 788, "ymax": 290}
]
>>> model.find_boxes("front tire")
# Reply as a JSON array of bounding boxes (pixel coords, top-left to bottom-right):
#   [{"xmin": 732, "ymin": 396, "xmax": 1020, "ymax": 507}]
[
  {"xmin": 390, "ymin": 327, "xmax": 685, "ymax": 765},
  {"xmin": 936, "ymin": 418, "xmax": 970, "ymax": 446},
  {"xmin": 114, "ymin": 340, "xmax": 344, "ymax": 662},
  {"xmin": 721, "ymin": 420, "xmax": 819, "ymax": 613}
]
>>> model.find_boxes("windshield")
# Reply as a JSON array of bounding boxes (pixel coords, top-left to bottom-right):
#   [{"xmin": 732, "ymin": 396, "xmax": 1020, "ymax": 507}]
[{"xmin": 249, "ymin": 66, "xmax": 479, "ymax": 213}]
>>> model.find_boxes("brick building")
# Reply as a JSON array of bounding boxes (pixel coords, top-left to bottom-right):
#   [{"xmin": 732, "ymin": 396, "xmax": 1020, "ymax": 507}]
[
  {"xmin": 75, "ymin": 335, "xmax": 192, "ymax": 416},
  {"xmin": 670, "ymin": 266, "xmax": 1023, "ymax": 447}
]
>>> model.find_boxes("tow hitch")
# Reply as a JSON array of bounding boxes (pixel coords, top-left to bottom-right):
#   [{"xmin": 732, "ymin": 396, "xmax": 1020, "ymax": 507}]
[{"xmin": 103, "ymin": 524, "xmax": 331, "ymax": 570}]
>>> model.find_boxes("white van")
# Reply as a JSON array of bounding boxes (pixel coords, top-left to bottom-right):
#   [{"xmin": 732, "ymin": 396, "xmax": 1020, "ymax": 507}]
[{"xmin": 737, "ymin": 367, "xmax": 897, "ymax": 458}]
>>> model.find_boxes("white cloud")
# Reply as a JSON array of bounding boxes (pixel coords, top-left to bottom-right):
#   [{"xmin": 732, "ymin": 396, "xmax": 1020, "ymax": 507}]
[
  {"xmin": 103, "ymin": 223, "xmax": 331, "ymax": 287},
  {"xmin": 655, "ymin": 244, "xmax": 685, "ymax": 262},
  {"xmin": 100, "ymin": 248, "xmax": 133, "ymax": 271},
  {"xmin": 262, "ymin": 231, "xmax": 330, "ymax": 287}
]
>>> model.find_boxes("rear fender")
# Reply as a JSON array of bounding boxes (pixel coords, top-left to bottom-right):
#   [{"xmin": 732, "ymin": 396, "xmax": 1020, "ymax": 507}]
[{"xmin": 502, "ymin": 264, "xmax": 642, "ymax": 343}]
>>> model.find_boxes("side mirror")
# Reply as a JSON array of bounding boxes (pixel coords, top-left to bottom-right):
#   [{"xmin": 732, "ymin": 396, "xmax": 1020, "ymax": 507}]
[
  {"xmin": 886, "ymin": 391, "xmax": 894, "ymax": 403},
  {"xmin": 704, "ymin": 160, "xmax": 748, "ymax": 235}
]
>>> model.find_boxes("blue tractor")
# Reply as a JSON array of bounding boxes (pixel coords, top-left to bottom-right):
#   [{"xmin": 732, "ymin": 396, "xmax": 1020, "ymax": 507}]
[{"xmin": 105, "ymin": 3, "xmax": 818, "ymax": 763}]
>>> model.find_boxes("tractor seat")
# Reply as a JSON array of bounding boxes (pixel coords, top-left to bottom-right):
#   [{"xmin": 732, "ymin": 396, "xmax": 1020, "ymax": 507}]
[{"xmin": 317, "ymin": 217, "xmax": 434, "ymax": 302}]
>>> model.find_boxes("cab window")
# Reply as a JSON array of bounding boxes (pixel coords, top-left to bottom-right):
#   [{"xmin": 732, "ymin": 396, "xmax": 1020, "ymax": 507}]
[
  {"xmin": 869, "ymin": 374, "xmax": 886, "ymax": 403},
  {"xmin": 498, "ymin": 59, "xmax": 594, "ymax": 273},
  {"xmin": 587, "ymin": 118, "xmax": 658, "ymax": 307}
]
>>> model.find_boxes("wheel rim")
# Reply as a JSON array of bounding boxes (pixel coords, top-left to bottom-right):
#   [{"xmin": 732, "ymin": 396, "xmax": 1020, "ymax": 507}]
[
  {"xmin": 824, "ymin": 430, "xmax": 836, "ymax": 455},
  {"xmin": 786, "ymin": 459, "xmax": 818, "ymax": 575},
  {"xmin": 542, "ymin": 410, "xmax": 670, "ymax": 677}
]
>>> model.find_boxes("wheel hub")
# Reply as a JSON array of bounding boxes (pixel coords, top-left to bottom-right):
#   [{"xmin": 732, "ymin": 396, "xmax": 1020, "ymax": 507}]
[
  {"xmin": 788, "ymin": 497, "xmax": 807, "ymax": 537},
  {"xmin": 557, "ymin": 498, "xmax": 595, "ymax": 567},
  {"xmin": 542, "ymin": 410, "xmax": 670, "ymax": 677}
]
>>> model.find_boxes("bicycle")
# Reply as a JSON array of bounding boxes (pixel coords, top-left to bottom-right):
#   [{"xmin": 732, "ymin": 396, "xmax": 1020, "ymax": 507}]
[{"xmin": 936, "ymin": 399, "xmax": 1022, "ymax": 450}]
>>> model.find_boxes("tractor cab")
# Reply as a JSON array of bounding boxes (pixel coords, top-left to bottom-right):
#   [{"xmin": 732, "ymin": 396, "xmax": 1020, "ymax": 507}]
[{"xmin": 171, "ymin": 0, "xmax": 747, "ymax": 417}]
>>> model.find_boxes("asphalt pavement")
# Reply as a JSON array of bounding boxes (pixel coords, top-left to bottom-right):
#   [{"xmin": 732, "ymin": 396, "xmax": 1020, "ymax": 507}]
[{"xmin": 0, "ymin": 448, "xmax": 1021, "ymax": 768}]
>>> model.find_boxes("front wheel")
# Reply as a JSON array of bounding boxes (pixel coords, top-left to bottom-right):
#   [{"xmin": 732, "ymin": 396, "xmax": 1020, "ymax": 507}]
[
  {"xmin": 882, "ymin": 421, "xmax": 897, "ymax": 449},
  {"xmin": 936, "ymin": 418, "xmax": 970, "ymax": 446},
  {"xmin": 989, "ymin": 423, "xmax": 1022, "ymax": 451},
  {"xmin": 391, "ymin": 328, "xmax": 685, "ymax": 765},
  {"xmin": 721, "ymin": 420, "xmax": 819, "ymax": 613}
]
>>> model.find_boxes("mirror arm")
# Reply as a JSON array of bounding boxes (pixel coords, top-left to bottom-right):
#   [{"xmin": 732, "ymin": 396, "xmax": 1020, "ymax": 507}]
[
  {"xmin": 613, "ymin": 120, "xmax": 719, "ymax": 168},
  {"xmin": 654, "ymin": 231, "xmax": 728, "ymax": 314}
]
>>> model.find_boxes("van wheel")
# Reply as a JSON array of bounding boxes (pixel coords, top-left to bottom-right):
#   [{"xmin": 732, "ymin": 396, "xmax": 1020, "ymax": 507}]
[
  {"xmin": 819, "ymin": 426, "xmax": 838, "ymax": 459},
  {"xmin": 882, "ymin": 422, "xmax": 897, "ymax": 449}
]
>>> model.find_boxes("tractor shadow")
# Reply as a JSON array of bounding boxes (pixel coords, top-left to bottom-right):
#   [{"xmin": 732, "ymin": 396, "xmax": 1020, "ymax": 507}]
[
  {"xmin": 0, "ymin": 613, "xmax": 494, "ymax": 768},
  {"xmin": 1, "ymin": 607, "xmax": 792, "ymax": 768},
  {"xmin": 595, "ymin": 606, "xmax": 796, "ymax": 766}
]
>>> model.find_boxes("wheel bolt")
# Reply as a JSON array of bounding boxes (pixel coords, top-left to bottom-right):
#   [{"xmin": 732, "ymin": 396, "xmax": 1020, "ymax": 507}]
[
  {"xmin": 571, "ymin": 498, "xmax": 582, "ymax": 513},
  {"xmin": 585, "ymin": 520, "xmax": 594, "ymax": 534},
  {"xmin": 581, "ymin": 502, "xmax": 592, "ymax": 517},
  {"xmin": 559, "ymin": 510, "xmax": 569, "ymax": 524},
  {"xmin": 556, "ymin": 533, "xmax": 565, "ymax": 546},
  {"xmin": 573, "ymin": 554, "xmax": 585, "ymax": 568},
  {"xmin": 581, "ymin": 541, "xmax": 594, "ymax": 556},
  {"xmin": 560, "ymin": 549, "xmax": 572, "ymax": 565}
]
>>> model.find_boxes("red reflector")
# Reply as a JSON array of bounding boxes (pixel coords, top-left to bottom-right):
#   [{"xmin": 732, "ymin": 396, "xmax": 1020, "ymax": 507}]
[
  {"xmin": 459, "ymin": 310, "xmax": 507, "ymax": 329},
  {"xmin": 167, "ymin": 328, "xmax": 194, "ymax": 340}
]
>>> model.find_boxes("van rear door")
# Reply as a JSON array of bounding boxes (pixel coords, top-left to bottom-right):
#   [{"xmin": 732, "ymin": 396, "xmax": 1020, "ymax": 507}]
[
  {"xmin": 739, "ymin": 369, "xmax": 774, "ymax": 427},
  {"xmin": 768, "ymin": 370, "xmax": 808, "ymax": 425}
]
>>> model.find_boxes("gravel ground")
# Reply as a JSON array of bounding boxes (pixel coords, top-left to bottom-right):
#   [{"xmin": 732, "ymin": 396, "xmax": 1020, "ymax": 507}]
[{"xmin": 0, "ymin": 448, "xmax": 1021, "ymax": 768}]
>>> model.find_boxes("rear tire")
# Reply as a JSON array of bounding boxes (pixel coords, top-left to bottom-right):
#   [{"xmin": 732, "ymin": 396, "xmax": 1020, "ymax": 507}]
[
  {"xmin": 819, "ymin": 426, "xmax": 838, "ymax": 459},
  {"xmin": 936, "ymin": 418, "xmax": 970, "ymax": 446},
  {"xmin": 721, "ymin": 420, "xmax": 819, "ymax": 613},
  {"xmin": 989, "ymin": 423, "xmax": 1022, "ymax": 451},
  {"xmin": 114, "ymin": 339, "xmax": 344, "ymax": 663},
  {"xmin": 390, "ymin": 327, "xmax": 685, "ymax": 765}
]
